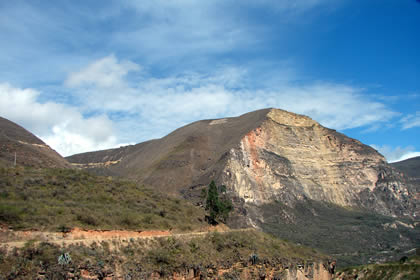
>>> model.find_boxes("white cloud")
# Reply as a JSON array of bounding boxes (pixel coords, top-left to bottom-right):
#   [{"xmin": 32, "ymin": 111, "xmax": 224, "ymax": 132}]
[
  {"xmin": 400, "ymin": 111, "xmax": 420, "ymax": 129},
  {"xmin": 0, "ymin": 55, "xmax": 405, "ymax": 157},
  {"xmin": 0, "ymin": 83, "xmax": 120, "ymax": 156},
  {"xmin": 371, "ymin": 144, "xmax": 420, "ymax": 163},
  {"xmin": 65, "ymin": 54, "xmax": 140, "ymax": 88},
  {"xmin": 65, "ymin": 55, "xmax": 399, "ymax": 144}
]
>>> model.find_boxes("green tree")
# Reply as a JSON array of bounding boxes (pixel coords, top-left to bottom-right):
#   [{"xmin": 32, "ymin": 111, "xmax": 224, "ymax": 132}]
[{"xmin": 204, "ymin": 181, "xmax": 233, "ymax": 224}]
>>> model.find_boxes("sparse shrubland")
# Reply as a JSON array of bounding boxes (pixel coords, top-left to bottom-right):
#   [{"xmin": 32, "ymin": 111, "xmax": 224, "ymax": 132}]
[
  {"xmin": 0, "ymin": 167, "xmax": 206, "ymax": 231},
  {"xmin": 335, "ymin": 255, "xmax": 420, "ymax": 280},
  {"xmin": 0, "ymin": 230, "xmax": 328, "ymax": 279}
]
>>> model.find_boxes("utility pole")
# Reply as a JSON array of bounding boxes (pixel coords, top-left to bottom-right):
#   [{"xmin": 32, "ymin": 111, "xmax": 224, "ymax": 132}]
[{"xmin": 14, "ymin": 152, "xmax": 16, "ymax": 167}]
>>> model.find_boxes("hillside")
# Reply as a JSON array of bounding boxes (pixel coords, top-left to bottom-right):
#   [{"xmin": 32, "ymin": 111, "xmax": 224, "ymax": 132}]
[
  {"xmin": 67, "ymin": 108, "xmax": 272, "ymax": 190},
  {"xmin": 0, "ymin": 229, "xmax": 334, "ymax": 279},
  {"xmin": 334, "ymin": 254, "xmax": 420, "ymax": 280},
  {"xmin": 0, "ymin": 116, "xmax": 69, "ymax": 168},
  {"xmin": 0, "ymin": 166, "xmax": 206, "ymax": 232},
  {"xmin": 67, "ymin": 108, "xmax": 420, "ymax": 266}
]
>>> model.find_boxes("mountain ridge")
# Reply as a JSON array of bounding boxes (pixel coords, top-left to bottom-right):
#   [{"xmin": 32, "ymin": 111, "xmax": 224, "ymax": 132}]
[{"xmin": 0, "ymin": 116, "xmax": 70, "ymax": 168}]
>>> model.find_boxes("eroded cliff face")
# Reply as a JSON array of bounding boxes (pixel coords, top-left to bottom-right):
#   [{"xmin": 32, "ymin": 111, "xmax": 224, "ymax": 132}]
[{"xmin": 221, "ymin": 109, "xmax": 416, "ymax": 218}]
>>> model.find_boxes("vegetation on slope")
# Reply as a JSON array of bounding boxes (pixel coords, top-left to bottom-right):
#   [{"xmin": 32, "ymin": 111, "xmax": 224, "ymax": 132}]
[
  {"xmin": 335, "ymin": 255, "xmax": 420, "ymax": 280},
  {"xmin": 0, "ymin": 167, "xmax": 206, "ymax": 231},
  {"xmin": 260, "ymin": 199, "xmax": 420, "ymax": 267},
  {"xmin": 0, "ymin": 230, "xmax": 328, "ymax": 279}
]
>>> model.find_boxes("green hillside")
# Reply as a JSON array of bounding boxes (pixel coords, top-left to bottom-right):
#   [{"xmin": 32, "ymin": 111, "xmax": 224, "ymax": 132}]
[
  {"xmin": 0, "ymin": 230, "xmax": 329, "ymax": 279},
  {"xmin": 0, "ymin": 167, "xmax": 206, "ymax": 232}
]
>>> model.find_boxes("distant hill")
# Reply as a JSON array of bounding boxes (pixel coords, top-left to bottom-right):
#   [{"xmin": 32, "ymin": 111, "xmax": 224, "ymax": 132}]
[
  {"xmin": 0, "ymin": 116, "xmax": 69, "ymax": 168},
  {"xmin": 391, "ymin": 156, "xmax": 420, "ymax": 195},
  {"xmin": 391, "ymin": 156, "xmax": 420, "ymax": 178},
  {"xmin": 68, "ymin": 108, "xmax": 420, "ymax": 266}
]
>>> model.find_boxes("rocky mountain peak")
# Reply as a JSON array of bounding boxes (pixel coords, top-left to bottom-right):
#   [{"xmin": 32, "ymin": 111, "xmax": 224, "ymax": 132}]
[{"xmin": 266, "ymin": 108, "xmax": 318, "ymax": 127}]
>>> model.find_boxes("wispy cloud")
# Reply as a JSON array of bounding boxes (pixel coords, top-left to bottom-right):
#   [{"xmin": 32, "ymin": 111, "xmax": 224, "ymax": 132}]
[
  {"xmin": 62, "ymin": 55, "xmax": 399, "ymax": 151},
  {"xmin": 400, "ymin": 111, "xmax": 420, "ymax": 129},
  {"xmin": 0, "ymin": 0, "xmax": 339, "ymax": 84}
]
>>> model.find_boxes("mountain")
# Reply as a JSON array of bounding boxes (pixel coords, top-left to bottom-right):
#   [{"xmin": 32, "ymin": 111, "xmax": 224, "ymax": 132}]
[
  {"xmin": 67, "ymin": 108, "xmax": 419, "ymax": 266},
  {"xmin": 67, "ymin": 108, "xmax": 418, "ymax": 218},
  {"xmin": 0, "ymin": 116, "xmax": 69, "ymax": 168}
]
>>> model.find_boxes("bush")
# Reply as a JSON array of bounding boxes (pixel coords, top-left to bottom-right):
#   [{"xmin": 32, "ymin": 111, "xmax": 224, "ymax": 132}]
[{"xmin": 0, "ymin": 204, "xmax": 22, "ymax": 223}]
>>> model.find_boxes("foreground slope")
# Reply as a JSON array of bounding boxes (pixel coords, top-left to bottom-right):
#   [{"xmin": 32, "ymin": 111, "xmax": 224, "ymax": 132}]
[
  {"xmin": 68, "ymin": 108, "xmax": 419, "ymax": 266},
  {"xmin": 0, "ymin": 230, "xmax": 334, "ymax": 280},
  {"xmin": 0, "ymin": 167, "xmax": 206, "ymax": 231},
  {"xmin": 0, "ymin": 116, "xmax": 69, "ymax": 168}
]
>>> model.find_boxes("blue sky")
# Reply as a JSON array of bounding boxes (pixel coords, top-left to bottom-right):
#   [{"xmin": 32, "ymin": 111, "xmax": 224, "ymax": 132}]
[{"xmin": 0, "ymin": 0, "xmax": 419, "ymax": 161}]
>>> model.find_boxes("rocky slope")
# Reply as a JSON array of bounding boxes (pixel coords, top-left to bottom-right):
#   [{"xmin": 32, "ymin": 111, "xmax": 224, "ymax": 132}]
[
  {"xmin": 67, "ymin": 108, "xmax": 419, "ymax": 265},
  {"xmin": 0, "ymin": 116, "xmax": 70, "ymax": 168}
]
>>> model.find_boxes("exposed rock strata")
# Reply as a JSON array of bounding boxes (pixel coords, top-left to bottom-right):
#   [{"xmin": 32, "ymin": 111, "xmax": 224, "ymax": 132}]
[{"xmin": 220, "ymin": 109, "xmax": 417, "ymax": 218}]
